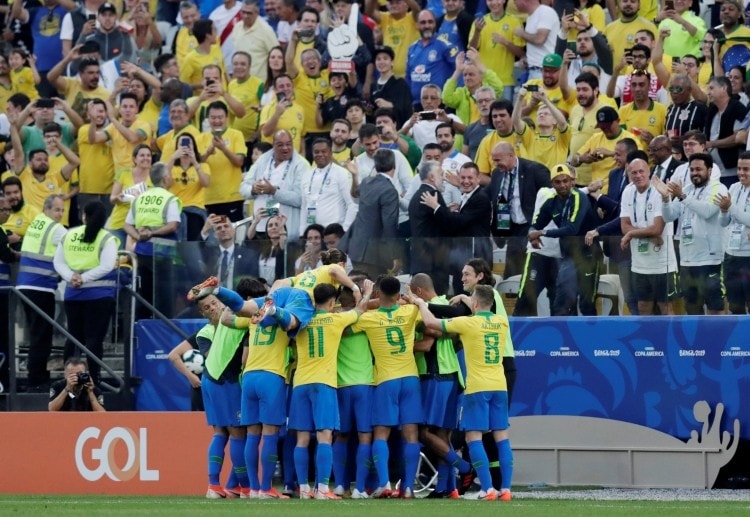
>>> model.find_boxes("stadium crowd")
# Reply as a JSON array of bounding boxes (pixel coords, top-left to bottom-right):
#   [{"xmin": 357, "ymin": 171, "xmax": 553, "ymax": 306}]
[{"xmin": 1, "ymin": 0, "xmax": 750, "ymax": 498}]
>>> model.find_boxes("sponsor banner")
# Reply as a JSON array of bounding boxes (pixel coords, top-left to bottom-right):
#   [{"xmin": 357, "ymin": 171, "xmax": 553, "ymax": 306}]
[{"xmin": 0, "ymin": 412, "xmax": 222, "ymax": 494}]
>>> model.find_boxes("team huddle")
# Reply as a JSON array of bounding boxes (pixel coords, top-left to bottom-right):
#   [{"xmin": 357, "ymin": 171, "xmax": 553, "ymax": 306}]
[{"xmin": 179, "ymin": 250, "xmax": 513, "ymax": 501}]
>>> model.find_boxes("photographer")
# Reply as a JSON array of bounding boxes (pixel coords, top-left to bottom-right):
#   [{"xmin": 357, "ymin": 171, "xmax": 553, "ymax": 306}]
[{"xmin": 48, "ymin": 358, "xmax": 106, "ymax": 411}]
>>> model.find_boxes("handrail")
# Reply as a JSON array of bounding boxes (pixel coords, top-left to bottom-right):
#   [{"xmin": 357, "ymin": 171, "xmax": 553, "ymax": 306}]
[
  {"xmin": 121, "ymin": 285, "xmax": 192, "ymax": 342},
  {"xmin": 0, "ymin": 286, "xmax": 126, "ymax": 394},
  {"xmin": 116, "ymin": 250, "xmax": 138, "ymax": 384}
]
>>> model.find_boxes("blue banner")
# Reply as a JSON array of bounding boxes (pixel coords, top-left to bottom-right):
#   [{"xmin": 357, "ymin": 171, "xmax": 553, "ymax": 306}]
[
  {"xmin": 133, "ymin": 319, "xmax": 207, "ymax": 411},
  {"xmin": 510, "ymin": 316, "xmax": 750, "ymax": 440}
]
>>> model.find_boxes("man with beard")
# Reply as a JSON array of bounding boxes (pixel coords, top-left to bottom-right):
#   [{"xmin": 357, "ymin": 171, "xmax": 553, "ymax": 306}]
[
  {"xmin": 602, "ymin": 0, "xmax": 656, "ymax": 65},
  {"xmin": 714, "ymin": 0, "xmax": 750, "ymax": 61},
  {"xmin": 617, "ymin": 70, "xmax": 667, "ymax": 146},
  {"xmin": 47, "ymin": 51, "xmax": 111, "ymax": 118},
  {"xmin": 462, "ymin": 86, "xmax": 496, "ymax": 161},
  {"xmin": 1, "ymin": 177, "xmax": 39, "ymax": 241},
  {"xmin": 520, "ymin": 54, "xmax": 572, "ymax": 120},
  {"xmin": 329, "ymin": 119, "xmax": 352, "ymax": 165},
  {"xmin": 555, "ymin": 14, "xmax": 613, "ymax": 86},
  {"xmin": 406, "ymin": 10, "xmax": 458, "ymax": 106},
  {"xmin": 475, "ymin": 100, "xmax": 527, "ymax": 181},
  {"xmin": 569, "ymin": 72, "xmax": 610, "ymax": 187},
  {"xmin": 435, "ymin": 123, "xmax": 469, "ymax": 207},
  {"xmin": 661, "ymin": 153, "xmax": 728, "ymax": 314},
  {"xmin": 9, "ymin": 145, "xmax": 76, "ymax": 213}
]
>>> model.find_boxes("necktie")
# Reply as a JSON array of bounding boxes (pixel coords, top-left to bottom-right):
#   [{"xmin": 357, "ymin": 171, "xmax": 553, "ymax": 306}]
[
  {"xmin": 220, "ymin": 250, "xmax": 229, "ymax": 285},
  {"xmin": 655, "ymin": 164, "xmax": 663, "ymax": 181}
]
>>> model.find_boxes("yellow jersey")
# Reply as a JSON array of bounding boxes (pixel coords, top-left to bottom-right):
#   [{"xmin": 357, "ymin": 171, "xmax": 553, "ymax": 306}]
[
  {"xmin": 351, "ymin": 304, "xmax": 422, "ymax": 385},
  {"xmin": 77, "ymin": 125, "xmax": 115, "ymax": 195},
  {"xmin": 59, "ymin": 78, "xmax": 111, "ymax": 118},
  {"xmin": 10, "ymin": 67, "xmax": 38, "ymax": 100},
  {"xmin": 202, "ymin": 128, "xmax": 247, "ymax": 206},
  {"xmin": 290, "ymin": 264, "xmax": 341, "ymax": 298},
  {"xmin": 137, "ymin": 98, "xmax": 162, "ymax": 133},
  {"xmin": 523, "ymin": 79, "xmax": 574, "ymax": 119},
  {"xmin": 241, "ymin": 322, "xmax": 291, "ymax": 378},
  {"xmin": 293, "ymin": 70, "xmax": 334, "ymax": 135},
  {"xmin": 104, "ymin": 119, "xmax": 152, "ymax": 174},
  {"xmin": 618, "ymin": 100, "xmax": 667, "ymax": 137},
  {"xmin": 259, "ymin": 100, "xmax": 305, "ymax": 151},
  {"xmin": 294, "ymin": 309, "xmax": 359, "ymax": 388},
  {"xmin": 524, "ymin": 125, "xmax": 572, "ymax": 173},
  {"xmin": 442, "ymin": 311, "xmax": 508, "ymax": 394},
  {"xmin": 228, "ymin": 76, "xmax": 264, "ymax": 141},
  {"xmin": 577, "ymin": 127, "xmax": 643, "ymax": 193},
  {"xmin": 469, "ymin": 12, "xmax": 523, "ymax": 86},
  {"xmin": 569, "ymin": 100, "xmax": 616, "ymax": 186},
  {"xmin": 380, "ymin": 13, "xmax": 419, "ymax": 77},
  {"xmin": 2, "ymin": 203, "xmax": 39, "ymax": 237},
  {"xmin": 474, "ymin": 130, "xmax": 529, "ymax": 175},
  {"xmin": 179, "ymin": 46, "xmax": 226, "ymax": 91},
  {"xmin": 720, "ymin": 25, "xmax": 750, "ymax": 59},
  {"xmin": 174, "ymin": 26, "xmax": 222, "ymax": 66},
  {"xmin": 603, "ymin": 17, "xmax": 657, "ymax": 67},
  {"xmin": 168, "ymin": 162, "xmax": 211, "ymax": 209},
  {"xmin": 156, "ymin": 124, "xmax": 207, "ymax": 164},
  {"xmin": 17, "ymin": 167, "xmax": 65, "ymax": 213}
]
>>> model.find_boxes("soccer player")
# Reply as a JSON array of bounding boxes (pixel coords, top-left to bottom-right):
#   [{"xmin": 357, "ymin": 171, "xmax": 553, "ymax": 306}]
[
  {"xmin": 332, "ymin": 272, "xmax": 375, "ymax": 499},
  {"xmin": 349, "ymin": 275, "xmax": 423, "ymax": 498},
  {"xmin": 188, "ymin": 249, "xmax": 361, "ymax": 336},
  {"xmin": 222, "ymin": 277, "xmax": 291, "ymax": 499},
  {"xmin": 411, "ymin": 284, "xmax": 514, "ymax": 501},
  {"xmin": 289, "ymin": 280, "xmax": 373, "ymax": 499}
]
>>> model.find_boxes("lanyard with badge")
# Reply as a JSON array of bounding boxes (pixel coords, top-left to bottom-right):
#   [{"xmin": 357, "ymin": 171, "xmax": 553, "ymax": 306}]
[
  {"xmin": 632, "ymin": 187, "xmax": 652, "ymax": 253},
  {"xmin": 681, "ymin": 185, "xmax": 706, "ymax": 245},
  {"xmin": 495, "ymin": 170, "xmax": 515, "ymax": 231},
  {"xmin": 729, "ymin": 186, "xmax": 750, "ymax": 249},
  {"xmin": 264, "ymin": 159, "xmax": 292, "ymax": 210},
  {"xmin": 306, "ymin": 165, "xmax": 331, "ymax": 224}
]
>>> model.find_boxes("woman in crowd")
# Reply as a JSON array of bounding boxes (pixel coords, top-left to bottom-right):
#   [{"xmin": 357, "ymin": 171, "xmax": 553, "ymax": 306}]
[
  {"xmin": 294, "ymin": 223, "xmax": 324, "ymax": 274},
  {"xmin": 247, "ymin": 210, "xmax": 288, "ymax": 284},
  {"xmin": 109, "ymin": 144, "xmax": 153, "ymax": 248},
  {"xmin": 165, "ymin": 133, "xmax": 211, "ymax": 241},
  {"xmin": 261, "ymin": 46, "xmax": 287, "ymax": 106}
]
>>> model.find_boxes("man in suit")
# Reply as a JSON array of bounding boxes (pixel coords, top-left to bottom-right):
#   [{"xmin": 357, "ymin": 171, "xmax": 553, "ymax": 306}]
[
  {"xmin": 408, "ymin": 160, "xmax": 451, "ymax": 295},
  {"xmin": 201, "ymin": 214, "xmax": 260, "ymax": 289},
  {"xmin": 585, "ymin": 140, "xmax": 642, "ymax": 315},
  {"xmin": 420, "ymin": 162, "xmax": 493, "ymax": 294},
  {"xmin": 342, "ymin": 149, "xmax": 400, "ymax": 278},
  {"xmin": 488, "ymin": 141, "xmax": 551, "ymax": 279},
  {"xmin": 649, "ymin": 135, "xmax": 684, "ymax": 183}
]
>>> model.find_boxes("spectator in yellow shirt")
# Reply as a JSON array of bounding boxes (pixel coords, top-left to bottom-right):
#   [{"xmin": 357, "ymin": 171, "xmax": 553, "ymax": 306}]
[
  {"xmin": 8, "ymin": 49, "xmax": 40, "ymax": 101},
  {"xmin": 165, "ymin": 132, "xmax": 211, "ymax": 241},
  {"xmin": 512, "ymin": 87, "xmax": 571, "ymax": 172}
]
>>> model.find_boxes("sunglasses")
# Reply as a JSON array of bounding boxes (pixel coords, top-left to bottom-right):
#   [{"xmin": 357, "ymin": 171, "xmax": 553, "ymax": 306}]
[
  {"xmin": 631, "ymin": 69, "xmax": 649, "ymax": 77},
  {"xmin": 669, "ymin": 86, "xmax": 684, "ymax": 93}
]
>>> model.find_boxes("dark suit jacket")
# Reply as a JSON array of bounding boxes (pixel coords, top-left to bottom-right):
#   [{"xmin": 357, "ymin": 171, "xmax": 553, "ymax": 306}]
[
  {"xmin": 343, "ymin": 173, "xmax": 399, "ymax": 264},
  {"xmin": 409, "ymin": 184, "xmax": 446, "ymax": 239},
  {"xmin": 202, "ymin": 244, "xmax": 260, "ymax": 289},
  {"xmin": 488, "ymin": 158, "xmax": 551, "ymax": 235},
  {"xmin": 594, "ymin": 168, "xmax": 630, "ymax": 262},
  {"xmin": 651, "ymin": 158, "xmax": 684, "ymax": 183},
  {"xmin": 433, "ymin": 186, "xmax": 493, "ymax": 263}
]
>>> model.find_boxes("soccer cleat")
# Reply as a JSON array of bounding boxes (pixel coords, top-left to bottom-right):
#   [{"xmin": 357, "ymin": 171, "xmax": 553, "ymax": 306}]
[
  {"xmin": 477, "ymin": 488, "xmax": 498, "ymax": 501},
  {"xmin": 206, "ymin": 485, "xmax": 227, "ymax": 499},
  {"xmin": 351, "ymin": 488, "xmax": 369, "ymax": 499},
  {"xmin": 333, "ymin": 485, "xmax": 346, "ymax": 496},
  {"xmin": 282, "ymin": 485, "xmax": 296, "ymax": 497},
  {"xmin": 458, "ymin": 468, "xmax": 477, "ymax": 495},
  {"xmin": 250, "ymin": 296, "xmax": 275, "ymax": 324},
  {"xmin": 299, "ymin": 486, "xmax": 314, "ymax": 500},
  {"xmin": 188, "ymin": 276, "xmax": 219, "ymax": 301},
  {"xmin": 371, "ymin": 485, "xmax": 392, "ymax": 499},
  {"xmin": 258, "ymin": 487, "xmax": 290, "ymax": 499},
  {"xmin": 400, "ymin": 487, "xmax": 414, "ymax": 499},
  {"xmin": 426, "ymin": 490, "xmax": 450, "ymax": 499},
  {"xmin": 448, "ymin": 489, "xmax": 460, "ymax": 499},
  {"xmin": 314, "ymin": 489, "xmax": 342, "ymax": 500},
  {"xmin": 499, "ymin": 490, "xmax": 512, "ymax": 502},
  {"xmin": 224, "ymin": 486, "xmax": 241, "ymax": 498},
  {"xmin": 241, "ymin": 489, "xmax": 259, "ymax": 499}
]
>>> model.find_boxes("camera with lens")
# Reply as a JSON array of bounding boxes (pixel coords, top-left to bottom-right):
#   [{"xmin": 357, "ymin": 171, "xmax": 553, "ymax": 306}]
[{"xmin": 77, "ymin": 372, "xmax": 91, "ymax": 385}]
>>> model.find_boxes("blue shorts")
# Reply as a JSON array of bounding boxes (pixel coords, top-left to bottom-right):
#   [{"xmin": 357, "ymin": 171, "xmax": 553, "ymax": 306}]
[
  {"xmin": 288, "ymin": 383, "xmax": 339, "ymax": 431},
  {"xmin": 202, "ymin": 375, "xmax": 242, "ymax": 427},
  {"xmin": 421, "ymin": 377, "xmax": 460, "ymax": 429},
  {"xmin": 254, "ymin": 286, "xmax": 314, "ymax": 338},
  {"xmin": 459, "ymin": 391, "xmax": 509, "ymax": 432},
  {"xmin": 241, "ymin": 370, "xmax": 287, "ymax": 426},
  {"xmin": 372, "ymin": 376, "xmax": 422, "ymax": 427},
  {"xmin": 337, "ymin": 384, "xmax": 373, "ymax": 433}
]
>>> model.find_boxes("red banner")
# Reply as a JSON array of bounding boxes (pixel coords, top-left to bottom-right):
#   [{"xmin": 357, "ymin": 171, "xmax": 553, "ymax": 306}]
[{"xmin": 0, "ymin": 412, "xmax": 226, "ymax": 495}]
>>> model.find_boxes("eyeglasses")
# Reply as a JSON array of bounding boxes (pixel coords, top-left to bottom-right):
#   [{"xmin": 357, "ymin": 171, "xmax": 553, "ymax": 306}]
[
  {"xmin": 702, "ymin": 39, "xmax": 715, "ymax": 44},
  {"xmin": 669, "ymin": 85, "xmax": 684, "ymax": 93}
]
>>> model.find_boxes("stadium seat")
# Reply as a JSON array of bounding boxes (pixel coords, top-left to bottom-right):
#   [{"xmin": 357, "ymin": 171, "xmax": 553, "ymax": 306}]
[{"xmin": 596, "ymin": 274, "xmax": 623, "ymax": 316}]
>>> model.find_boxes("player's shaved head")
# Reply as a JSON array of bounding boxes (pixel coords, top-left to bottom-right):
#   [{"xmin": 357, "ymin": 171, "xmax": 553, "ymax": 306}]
[
  {"xmin": 473, "ymin": 284, "xmax": 495, "ymax": 309},
  {"xmin": 410, "ymin": 273, "xmax": 434, "ymax": 293}
]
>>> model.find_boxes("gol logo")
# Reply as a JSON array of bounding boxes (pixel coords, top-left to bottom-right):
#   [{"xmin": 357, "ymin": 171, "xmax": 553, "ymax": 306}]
[{"xmin": 75, "ymin": 427, "xmax": 160, "ymax": 482}]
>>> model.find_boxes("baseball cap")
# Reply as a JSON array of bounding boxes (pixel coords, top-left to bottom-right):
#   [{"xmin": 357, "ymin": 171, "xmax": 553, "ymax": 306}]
[
  {"xmin": 542, "ymin": 53, "xmax": 563, "ymax": 69},
  {"xmin": 550, "ymin": 163, "xmax": 575, "ymax": 180},
  {"xmin": 596, "ymin": 106, "xmax": 618, "ymax": 126},
  {"xmin": 373, "ymin": 46, "xmax": 395, "ymax": 62},
  {"xmin": 99, "ymin": 2, "xmax": 117, "ymax": 14}
]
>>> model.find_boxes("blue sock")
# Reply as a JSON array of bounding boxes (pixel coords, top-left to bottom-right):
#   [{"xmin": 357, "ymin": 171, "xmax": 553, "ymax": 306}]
[
  {"xmin": 436, "ymin": 463, "xmax": 450, "ymax": 492},
  {"xmin": 229, "ymin": 436, "xmax": 249, "ymax": 488},
  {"xmin": 226, "ymin": 470, "xmax": 239, "ymax": 489},
  {"xmin": 207, "ymin": 434, "xmax": 228, "ymax": 485},
  {"xmin": 445, "ymin": 447, "xmax": 471, "ymax": 474},
  {"xmin": 332, "ymin": 440, "xmax": 348, "ymax": 489},
  {"xmin": 497, "ymin": 439, "xmax": 514, "ymax": 491},
  {"xmin": 447, "ymin": 466, "xmax": 457, "ymax": 491},
  {"xmin": 402, "ymin": 442, "xmax": 421, "ymax": 491},
  {"xmin": 468, "ymin": 440, "xmax": 492, "ymax": 491},
  {"xmin": 216, "ymin": 287, "xmax": 245, "ymax": 312},
  {"xmin": 355, "ymin": 443, "xmax": 372, "ymax": 493},
  {"xmin": 371, "ymin": 439, "xmax": 390, "ymax": 487},
  {"xmin": 273, "ymin": 307, "xmax": 292, "ymax": 329},
  {"xmin": 294, "ymin": 446, "xmax": 309, "ymax": 486},
  {"xmin": 316, "ymin": 443, "xmax": 333, "ymax": 487},
  {"xmin": 260, "ymin": 434, "xmax": 279, "ymax": 491},
  {"xmin": 283, "ymin": 431, "xmax": 296, "ymax": 487},
  {"xmin": 244, "ymin": 434, "xmax": 261, "ymax": 490}
]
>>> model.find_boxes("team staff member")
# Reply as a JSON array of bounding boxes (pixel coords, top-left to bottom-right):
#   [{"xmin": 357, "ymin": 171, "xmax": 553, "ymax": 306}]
[
  {"xmin": 17, "ymin": 194, "xmax": 66, "ymax": 391},
  {"xmin": 413, "ymin": 284, "xmax": 513, "ymax": 502},
  {"xmin": 289, "ymin": 281, "xmax": 372, "ymax": 500},
  {"xmin": 350, "ymin": 276, "xmax": 423, "ymax": 499},
  {"xmin": 124, "ymin": 163, "xmax": 182, "ymax": 320},
  {"xmin": 53, "ymin": 201, "xmax": 118, "ymax": 385}
]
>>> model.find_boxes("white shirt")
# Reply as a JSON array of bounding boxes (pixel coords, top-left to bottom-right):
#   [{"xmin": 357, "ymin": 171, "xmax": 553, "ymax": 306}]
[
  {"xmin": 355, "ymin": 149, "xmax": 414, "ymax": 224},
  {"xmin": 441, "ymin": 150, "xmax": 470, "ymax": 206},
  {"xmin": 210, "ymin": 3, "xmax": 243, "ymax": 76},
  {"xmin": 298, "ymin": 162, "xmax": 357, "ymax": 235},
  {"xmin": 654, "ymin": 156, "xmax": 673, "ymax": 182},
  {"xmin": 524, "ymin": 5, "xmax": 560, "ymax": 68},
  {"xmin": 402, "ymin": 114, "xmax": 462, "ymax": 150},
  {"xmin": 719, "ymin": 182, "xmax": 750, "ymax": 257},
  {"xmin": 620, "ymin": 184, "xmax": 677, "ymax": 274}
]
